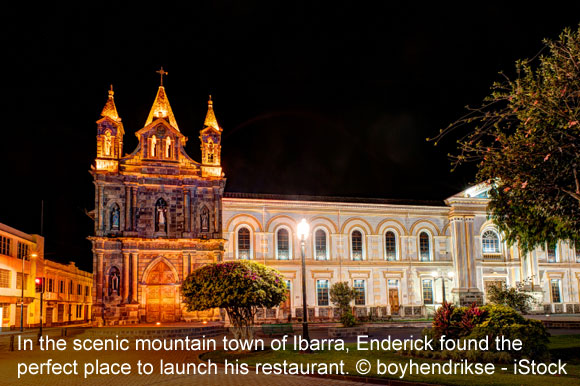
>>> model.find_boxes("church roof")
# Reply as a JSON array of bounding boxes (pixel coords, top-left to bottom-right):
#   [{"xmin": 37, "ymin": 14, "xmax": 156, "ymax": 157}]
[
  {"xmin": 144, "ymin": 86, "xmax": 180, "ymax": 131},
  {"xmin": 100, "ymin": 86, "xmax": 120, "ymax": 121},
  {"xmin": 203, "ymin": 95, "xmax": 221, "ymax": 132}
]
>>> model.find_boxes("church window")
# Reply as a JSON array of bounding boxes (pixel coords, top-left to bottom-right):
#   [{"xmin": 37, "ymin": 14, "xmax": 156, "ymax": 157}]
[
  {"xmin": 351, "ymin": 230, "xmax": 363, "ymax": 260},
  {"xmin": 207, "ymin": 140, "xmax": 215, "ymax": 164},
  {"xmin": 165, "ymin": 137, "xmax": 172, "ymax": 159},
  {"xmin": 110, "ymin": 204, "xmax": 120, "ymax": 230},
  {"xmin": 482, "ymin": 230, "xmax": 500, "ymax": 253},
  {"xmin": 237, "ymin": 227, "xmax": 251, "ymax": 260},
  {"xmin": 419, "ymin": 232, "xmax": 431, "ymax": 261},
  {"xmin": 200, "ymin": 206, "xmax": 210, "ymax": 232},
  {"xmin": 314, "ymin": 229, "xmax": 328, "ymax": 260},
  {"xmin": 353, "ymin": 279, "xmax": 366, "ymax": 305},
  {"xmin": 151, "ymin": 135, "xmax": 157, "ymax": 157},
  {"xmin": 155, "ymin": 198, "xmax": 168, "ymax": 233},
  {"xmin": 316, "ymin": 279, "xmax": 329, "ymax": 306},
  {"xmin": 104, "ymin": 130, "xmax": 112, "ymax": 156},
  {"xmin": 277, "ymin": 228, "xmax": 290, "ymax": 260},
  {"xmin": 385, "ymin": 231, "xmax": 397, "ymax": 261}
]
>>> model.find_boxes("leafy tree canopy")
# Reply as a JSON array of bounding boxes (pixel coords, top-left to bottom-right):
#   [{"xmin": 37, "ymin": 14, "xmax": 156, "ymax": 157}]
[
  {"xmin": 181, "ymin": 261, "xmax": 287, "ymax": 340},
  {"xmin": 435, "ymin": 26, "xmax": 580, "ymax": 252}
]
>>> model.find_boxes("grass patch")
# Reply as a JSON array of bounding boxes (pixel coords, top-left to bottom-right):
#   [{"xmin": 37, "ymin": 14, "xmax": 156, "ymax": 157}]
[{"xmin": 201, "ymin": 335, "xmax": 580, "ymax": 386}]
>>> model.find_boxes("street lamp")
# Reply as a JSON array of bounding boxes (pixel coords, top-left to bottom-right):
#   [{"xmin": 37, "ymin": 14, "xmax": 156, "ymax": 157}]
[
  {"xmin": 432, "ymin": 270, "xmax": 454, "ymax": 304},
  {"xmin": 297, "ymin": 218, "xmax": 310, "ymax": 345}
]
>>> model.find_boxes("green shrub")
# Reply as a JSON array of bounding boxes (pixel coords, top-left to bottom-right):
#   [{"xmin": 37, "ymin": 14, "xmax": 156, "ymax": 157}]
[{"xmin": 340, "ymin": 309, "xmax": 357, "ymax": 327}]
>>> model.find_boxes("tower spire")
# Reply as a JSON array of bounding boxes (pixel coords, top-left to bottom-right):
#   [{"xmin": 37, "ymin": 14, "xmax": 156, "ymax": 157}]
[
  {"xmin": 203, "ymin": 95, "xmax": 221, "ymax": 132},
  {"xmin": 100, "ymin": 84, "xmax": 120, "ymax": 121},
  {"xmin": 144, "ymin": 69, "xmax": 179, "ymax": 131}
]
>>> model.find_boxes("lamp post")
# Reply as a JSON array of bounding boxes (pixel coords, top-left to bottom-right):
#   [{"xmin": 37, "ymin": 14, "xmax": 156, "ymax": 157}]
[
  {"xmin": 297, "ymin": 218, "xmax": 310, "ymax": 345},
  {"xmin": 432, "ymin": 270, "xmax": 455, "ymax": 304}
]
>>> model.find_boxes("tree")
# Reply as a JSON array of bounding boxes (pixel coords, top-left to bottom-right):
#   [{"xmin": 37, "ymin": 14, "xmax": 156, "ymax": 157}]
[
  {"xmin": 181, "ymin": 261, "xmax": 287, "ymax": 341},
  {"xmin": 486, "ymin": 281, "xmax": 535, "ymax": 314},
  {"xmin": 434, "ymin": 26, "xmax": 580, "ymax": 252},
  {"xmin": 330, "ymin": 281, "xmax": 356, "ymax": 327}
]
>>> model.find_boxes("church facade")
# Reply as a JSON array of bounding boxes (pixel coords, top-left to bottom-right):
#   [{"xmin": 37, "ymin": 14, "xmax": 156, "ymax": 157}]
[{"xmin": 90, "ymin": 75, "xmax": 580, "ymax": 325}]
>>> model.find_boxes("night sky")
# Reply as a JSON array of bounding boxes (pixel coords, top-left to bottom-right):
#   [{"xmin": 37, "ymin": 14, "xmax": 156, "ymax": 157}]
[{"xmin": 0, "ymin": 4, "xmax": 578, "ymax": 271}]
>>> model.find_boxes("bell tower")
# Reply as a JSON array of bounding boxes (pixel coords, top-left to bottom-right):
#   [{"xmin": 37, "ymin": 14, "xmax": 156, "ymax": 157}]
[
  {"xmin": 95, "ymin": 85, "xmax": 124, "ymax": 172},
  {"xmin": 200, "ymin": 95, "xmax": 223, "ymax": 178}
]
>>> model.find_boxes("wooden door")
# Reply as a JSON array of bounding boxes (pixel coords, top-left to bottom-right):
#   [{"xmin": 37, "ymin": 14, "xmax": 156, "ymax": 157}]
[
  {"xmin": 15, "ymin": 305, "xmax": 28, "ymax": 328},
  {"xmin": 46, "ymin": 307, "xmax": 53, "ymax": 326},
  {"xmin": 57, "ymin": 304, "xmax": 64, "ymax": 322},
  {"xmin": 389, "ymin": 288, "xmax": 400, "ymax": 314},
  {"xmin": 145, "ymin": 261, "xmax": 178, "ymax": 323}
]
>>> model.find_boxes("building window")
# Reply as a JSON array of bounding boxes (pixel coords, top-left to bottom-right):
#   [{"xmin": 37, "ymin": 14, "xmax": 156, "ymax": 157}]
[
  {"xmin": 237, "ymin": 227, "xmax": 251, "ymax": 260},
  {"xmin": 351, "ymin": 230, "xmax": 363, "ymax": 260},
  {"xmin": 59, "ymin": 280, "xmax": 64, "ymax": 293},
  {"xmin": 150, "ymin": 135, "xmax": 157, "ymax": 157},
  {"xmin": 77, "ymin": 284, "xmax": 82, "ymax": 295},
  {"xmin": 385, "ymin": 231, "xmax": 397, "ymax": 261},
  {"xmin": 0, "ymin": 269, "xmax": 10, "ymax": 288},
  {"xmin": 482, "ymin": 230, "xmax": 500, "ymax": 253},
  {"xmin": 316, "ymin": 279, "xmax": 329, "ymax": 306},
  {"xmin": 575, "ymin": 242, "xmax": 580, "ymax": 263},
  {"xmin": 276, "ymin": 228, "xmax": 290, "ymax": 260},
  {"xmin": 419, "ymin": 232, "xmax": 431, "ymax": 261},
  {"xmin": 16, "ymin": 273, "xmax": 28, "ymax": 290},
  {"xmin": 17, "ymin": 242, "xmax": 29, "ymax": 260},
  {"xmin": 422, "ymin": 279, "xmax": 434, "ymax": 305},
  {"xmin": 110, "ymin": 204, "xmax": 120, "ymax": 230},
  {"xmin": 69, "ymin": 280, "xmax": 73, "ymax": 294},
  {"xmin": 85, "ymin": 285, "xmax": 90, "ymax": 296},
  {"xmin": 314, "ymin": 229, "xmax": 328, "ymax": 260},
  {"xmin": 165, "ymin": 137, "xmax": 172, "ymax": 158},
  {"xmin": 353, "ymin": 279, "xmax": 366, "ymax": 305},
  {"xmin": 547, "ymin": 241, "xmax": 558, "ymax": 263},
  {"xmin": 551, "ymin": 279, "xmax": 562, "ymax": 303},
  {"xmin": 48, "ymin": 278, "xmax": 54, "ymax": 293},
  {"xmin": 0, "ymin": 236, "xmax": 11, "ymax": 256}
]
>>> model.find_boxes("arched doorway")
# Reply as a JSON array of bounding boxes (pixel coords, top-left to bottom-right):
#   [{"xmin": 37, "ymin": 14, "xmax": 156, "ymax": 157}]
[{"xmin": 144, "ymin": 260, "xmax": 178, "ymax": 323}]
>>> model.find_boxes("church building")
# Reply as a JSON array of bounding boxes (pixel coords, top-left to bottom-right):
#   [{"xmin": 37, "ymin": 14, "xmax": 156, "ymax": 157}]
[{"xmin": 90, "ymin": 72, "xmax": 580, "ymax": 325}]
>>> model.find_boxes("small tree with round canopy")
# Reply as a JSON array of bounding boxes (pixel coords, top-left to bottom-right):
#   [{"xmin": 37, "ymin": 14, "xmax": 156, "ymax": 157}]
[{"xmin": 181, "ymin": 261, "xmax": 287, "ymax": 341}]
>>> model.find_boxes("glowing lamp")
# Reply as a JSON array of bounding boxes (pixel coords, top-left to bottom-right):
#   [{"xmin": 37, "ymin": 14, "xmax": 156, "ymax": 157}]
[
  {"xmin": 202, "ymin": 321, "xmax": 208, "ymax": 325},
  {"xmin": 31, "ymin": 253, "xmax": 38, "ymax": 258},
  {"xmin": 431, "ymin": 271, "xmax": 438, "ymax": 277},
  {"xmin": 156, "ymin": 322, "xmax": 161, "ymax": 326},
  {"xmin": 297, "ymin": 219, "xmax": 310, "ymax": 240}
]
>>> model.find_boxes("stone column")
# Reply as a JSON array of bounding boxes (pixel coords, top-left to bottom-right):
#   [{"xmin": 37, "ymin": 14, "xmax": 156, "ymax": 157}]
[
  {"xmin": 183, "ymin": 189, "xmax": 189, "ymax": 233},
  {"xmin": 96, "ymin": 253, "xmax": 104, "ymax": 302},
  {"xmin": 131, "ymin": 253, "xmax": 138, "ymax": 303},
  {"xmin": 122, "ymin": 252, "xmax": 130, "ymax": 303},
  {"xmin": 125, "ymin": 187, "xmax": 131, "ymax": 231},
  {"xmin": 449, "ymin": 216, "xmax": 482, "ymax": 305},
  {"xmin": 131, "ymin": 188, "xmax": 137, "ymax": 230}
]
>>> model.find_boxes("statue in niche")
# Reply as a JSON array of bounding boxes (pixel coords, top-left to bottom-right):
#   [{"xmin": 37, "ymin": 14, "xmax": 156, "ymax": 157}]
[
  {"xmin": 110, "ymin": 204, "xmax": 120, "ymax": 230},
  {"xmin": 165, "ymin": 136, "xmax": 172, "ymax": 158},
  {"xmin": 201, "ymin": 206, "xmax": 210, "ymax": 232},
  {"xmin": 155, "ymin": 198, "xmax": 168, "ymax": 233},
  {"xmin": 104, "ymin": 131, "xmax": 112, "ymax": 156},
  {"xmin": 109, "ymin": 268, "xmax": 120, "ymax": 296}
]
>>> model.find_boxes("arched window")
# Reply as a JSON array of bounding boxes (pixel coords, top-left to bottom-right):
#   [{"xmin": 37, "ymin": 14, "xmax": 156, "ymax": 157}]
[
  {"xmin": 104, "ymin": 130, "xmax": 112, "ymax": 156},
  {"xmin": 237, "ymin": 227, "xmax": 251, "ymax": 260},
  {"xmin": 165, "ymin": 137, "xmax": 172, "ymax": 159},
  {"xmin": 155, "ymin": 198, "xmax": 167, "ymax": 233},
  {"xmin": 482, "ymin": 230, "xmax": 500, "ymax": 253},
  {"xmin": 419, "ymin": 232, "xmax": 431, "ymax": 261},
  {"xmin": 110, "ymin": 204, "xmax": 120, "ymax": 230},
  {"xmin": 351, "ymin": 230, "xmax": 363, "ymax": 260},
  {"xmin": 277, "ymin": 228, "xmax": 290, "ymax": 260},
  {"xmin": 200, "ymin": 206, "xmax": 210, "ymax": 232},
  {"xmin": 207, "ymin": 139, "xmax": 215, "ymax": 164},
  {"xmin": 151, "ymin": 135, "xmax": 157, "ymax": 157},
  {"xmin": 385, "ymin": 231, "xmax": 397, "ymax": 261},
  {"xmin": 314, "ymin": 229, "xmax": 328, "ymax": 260}
]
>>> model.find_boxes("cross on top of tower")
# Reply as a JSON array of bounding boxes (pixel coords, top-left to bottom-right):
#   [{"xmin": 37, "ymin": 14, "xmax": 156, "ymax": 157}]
[{"xmin": 156, "ymin": 67, "xmax": 168, "ymax": 86}]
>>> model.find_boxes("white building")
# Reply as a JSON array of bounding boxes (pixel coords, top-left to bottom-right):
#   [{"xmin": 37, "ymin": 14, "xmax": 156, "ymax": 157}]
[{"xmin": 222, "ymin": 184, "xmax": 580, "ymax": 320}]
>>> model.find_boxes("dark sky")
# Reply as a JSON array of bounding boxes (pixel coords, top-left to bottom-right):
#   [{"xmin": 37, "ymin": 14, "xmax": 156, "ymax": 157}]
[{"xmin": 0, "ymin": 3, "xmax": 578, "ymax": 271}]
